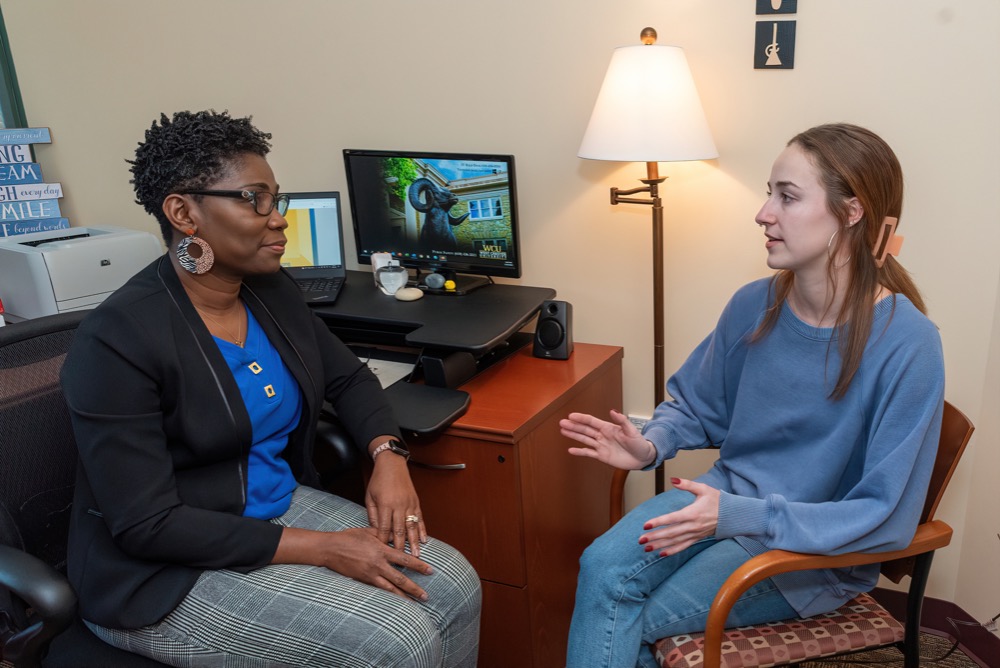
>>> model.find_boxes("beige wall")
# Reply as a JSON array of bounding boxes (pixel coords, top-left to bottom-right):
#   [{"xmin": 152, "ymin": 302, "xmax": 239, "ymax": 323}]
[{"xmin": 5, "ymin": 0, "xmax": 998, "ymax": 621}]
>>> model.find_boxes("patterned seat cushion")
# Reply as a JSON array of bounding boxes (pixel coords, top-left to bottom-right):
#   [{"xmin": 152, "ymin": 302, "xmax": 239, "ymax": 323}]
[{"xmin": 655, "ymin": 592, "xmax": 905, "ymax": 668}]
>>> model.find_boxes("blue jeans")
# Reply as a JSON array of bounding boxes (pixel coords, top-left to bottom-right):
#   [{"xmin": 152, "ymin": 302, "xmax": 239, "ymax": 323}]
[{"xmin": 567, "ymin": 489, "xmax": 796, "ymax": 668}]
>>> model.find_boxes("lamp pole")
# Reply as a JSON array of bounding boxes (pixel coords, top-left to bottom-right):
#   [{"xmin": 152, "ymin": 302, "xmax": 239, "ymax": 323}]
[
  {"xmin": 612, "ymin": 161, "xmax": 668, "ymax": 494},
  {"xmin": 579, "ymin": 26, "xmax": 717, "ymax": 496}
]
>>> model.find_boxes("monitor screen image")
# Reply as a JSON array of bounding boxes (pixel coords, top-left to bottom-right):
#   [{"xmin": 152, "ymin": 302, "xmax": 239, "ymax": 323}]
[{"xmin": 343, "ymin": 149, "xmax": 521, "ymax": 293}]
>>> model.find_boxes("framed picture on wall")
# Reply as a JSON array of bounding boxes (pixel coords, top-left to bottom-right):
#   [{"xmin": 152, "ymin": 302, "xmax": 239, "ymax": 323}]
[
  {"xmin": 756, "ymin": 0, "xmax": 797, "ymax": 15},
  {"xmin": 754, "ymin": 20, "xmax": 796, "ymax": 69}
]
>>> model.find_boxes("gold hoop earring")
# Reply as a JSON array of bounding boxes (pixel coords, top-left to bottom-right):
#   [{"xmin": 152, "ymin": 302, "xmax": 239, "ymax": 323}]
[{"xmin": 828, "ymin": 229, "xmax": 851, "ymax": 268}]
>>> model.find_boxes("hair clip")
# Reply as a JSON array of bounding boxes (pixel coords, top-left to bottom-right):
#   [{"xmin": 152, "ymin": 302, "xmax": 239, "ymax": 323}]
[{"xmin": 873, "ymin": 216, "xmax": 904, "ymax": 268}]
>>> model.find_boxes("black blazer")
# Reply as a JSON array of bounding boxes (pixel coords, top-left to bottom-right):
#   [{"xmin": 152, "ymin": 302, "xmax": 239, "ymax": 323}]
[{"xmin": 61, "ymin": 256, "xmax": 400, "ymax": 628}]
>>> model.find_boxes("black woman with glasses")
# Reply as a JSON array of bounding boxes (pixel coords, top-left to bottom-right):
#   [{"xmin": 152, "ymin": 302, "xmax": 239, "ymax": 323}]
[{"xmin": 60, "ymin": 110, "xmax": 481, "ymax": 667}]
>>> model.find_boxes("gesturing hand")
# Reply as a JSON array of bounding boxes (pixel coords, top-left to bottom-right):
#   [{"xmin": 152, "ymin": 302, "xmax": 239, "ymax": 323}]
[
  {"xmin": 560, "ymin": 410, "xmax": 656, "ymax": 470},
  {"xmin": 639, "ymin": 477, "xmax": 720, "ymax": 557}
]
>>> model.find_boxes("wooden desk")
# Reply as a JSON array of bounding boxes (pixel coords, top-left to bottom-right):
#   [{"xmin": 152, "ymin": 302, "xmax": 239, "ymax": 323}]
[{"xmin": 406, "ymin": 343, "xmax": 624, "ymax": 668}]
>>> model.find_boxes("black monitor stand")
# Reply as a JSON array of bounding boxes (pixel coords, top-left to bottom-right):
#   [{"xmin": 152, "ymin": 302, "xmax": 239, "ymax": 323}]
[
  {"xmin": 311, "ymin": 270, "xmax": 556, "ymax": 433},
  {"xmin": 413, "ymin": 268, "xmax": 491, "ymax": 296},
  {"xmin": 315, "ymin": 270, "xmax": 554, "ymax": 355}
]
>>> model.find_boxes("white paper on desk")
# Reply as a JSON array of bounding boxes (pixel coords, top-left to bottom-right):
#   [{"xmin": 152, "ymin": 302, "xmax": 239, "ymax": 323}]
[{"xmin": 361, "ymin": 358, "xmax": 414, "ymax": 389}]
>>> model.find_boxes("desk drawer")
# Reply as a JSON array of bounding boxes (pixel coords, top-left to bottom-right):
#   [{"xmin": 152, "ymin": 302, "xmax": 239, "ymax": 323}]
[
  {"xmin": 408, "ymin": 435, "xmax": 525, "ymax": 586},
  {"xmin": 479, "ymin": 579, "xmax": 533, "ymax": 668}
]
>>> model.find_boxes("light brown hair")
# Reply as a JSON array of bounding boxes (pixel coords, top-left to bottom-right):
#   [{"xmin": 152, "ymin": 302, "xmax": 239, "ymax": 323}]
[{"xmin": 753, "ymin": 123, "xmax": 926, "ymax": 399}]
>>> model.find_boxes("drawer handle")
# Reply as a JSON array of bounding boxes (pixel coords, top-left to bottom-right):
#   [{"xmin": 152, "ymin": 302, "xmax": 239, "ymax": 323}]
[{"xmin": 411, "ymin": 460, "xmax": 467, "ymax": 470}]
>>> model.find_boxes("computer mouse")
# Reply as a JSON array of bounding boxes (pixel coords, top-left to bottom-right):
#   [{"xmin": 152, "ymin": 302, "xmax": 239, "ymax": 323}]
[{"xmin": 394, "ymin": 287, "xmax": 424, "ymax": 301}]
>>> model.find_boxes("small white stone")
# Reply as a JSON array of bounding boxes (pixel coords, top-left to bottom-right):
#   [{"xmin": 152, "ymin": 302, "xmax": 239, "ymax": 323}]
[{"xmin": 394, "ymin": 287, "xmax": 425, "ymax": 301}]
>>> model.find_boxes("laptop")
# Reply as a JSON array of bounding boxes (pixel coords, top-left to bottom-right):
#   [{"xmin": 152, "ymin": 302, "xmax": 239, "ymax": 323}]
[{"xmin": 282, "ymin": 191, "xmax": 347, "ymax": 305}]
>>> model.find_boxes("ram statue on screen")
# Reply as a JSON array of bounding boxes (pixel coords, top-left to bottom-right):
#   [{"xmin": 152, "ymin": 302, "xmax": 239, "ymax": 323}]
[{"xmin": 408, "ymin": 178, "xmax": 470, "ymax": 252}]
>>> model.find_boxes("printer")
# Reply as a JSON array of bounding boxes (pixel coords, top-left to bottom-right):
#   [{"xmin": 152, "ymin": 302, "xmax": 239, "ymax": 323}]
[{"xmin": 0, "ymin": 226, "xmax": 162, "ymax": 320}]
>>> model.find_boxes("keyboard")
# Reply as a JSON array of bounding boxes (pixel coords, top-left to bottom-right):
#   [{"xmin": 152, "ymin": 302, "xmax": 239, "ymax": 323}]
[{"xmin": 297, "ymin": 277, "xmax": 343, "ymax": 292}]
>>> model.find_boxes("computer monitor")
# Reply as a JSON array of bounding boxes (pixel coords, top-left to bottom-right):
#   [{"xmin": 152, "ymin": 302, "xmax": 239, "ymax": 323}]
[
  {"xmin": 343, "ymin": 149, "xmax": 521, "ymax": 295},
  {"xmin": 281, "ymin": 191, "xmax": 345, "ymax": 270},
  {"xmin": 280, "ymin": 192, "xmax": 347, "ymax": 304}
]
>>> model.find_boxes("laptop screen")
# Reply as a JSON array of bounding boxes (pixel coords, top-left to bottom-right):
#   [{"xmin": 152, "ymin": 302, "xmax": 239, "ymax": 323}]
[{"xmin": 281, "ymin": 191, "xmax": 345, "ymax": 272}]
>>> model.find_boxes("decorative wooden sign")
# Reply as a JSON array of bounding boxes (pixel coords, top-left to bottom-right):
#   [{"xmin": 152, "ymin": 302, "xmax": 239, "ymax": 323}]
[
  {"xmin": 0, "ymin": 161, "xmax": 43, "ymax": 184},
  {"xmin": 0, "ymin": 127, "xmax": 70, "ymax": 237},
  {"xmin": 0, "ymin": 127, "xmax": 51, "ymax": 144},
  {"xmin": 0, "ymin": 144, "xmax": 32, "ymax": 163},
  {"xmin": 1, "ymin": 217, "xmax": 69, "ymax": 236},
  {"xmin": 0, "ymin": 183, "xmax": 63, "ymax": 201},
  {"xmin": 755, "ymin": 20, "xmax": 796, "ymax": 69},
  {"xmin": 0, "ymin": 198, "xmax": 61, "ymax": 220}
]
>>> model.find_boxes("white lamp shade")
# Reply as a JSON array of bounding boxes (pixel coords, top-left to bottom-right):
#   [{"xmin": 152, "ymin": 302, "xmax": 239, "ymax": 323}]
[{"xmin": 578, "ymin": 44, "xmax": 718, "ymax": 162}]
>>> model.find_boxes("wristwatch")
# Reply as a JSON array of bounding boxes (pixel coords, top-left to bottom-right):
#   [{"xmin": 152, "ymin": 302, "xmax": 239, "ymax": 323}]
[{"xmin": 371, "ymin": 438, "xmax": 410, "ymax": 462}]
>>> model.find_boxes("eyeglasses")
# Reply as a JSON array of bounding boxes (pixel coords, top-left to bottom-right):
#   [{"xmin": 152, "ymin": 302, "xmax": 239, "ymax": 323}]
[{"xmin": 181, "ymin": 189, "xmax": 290, "ymax": 217}]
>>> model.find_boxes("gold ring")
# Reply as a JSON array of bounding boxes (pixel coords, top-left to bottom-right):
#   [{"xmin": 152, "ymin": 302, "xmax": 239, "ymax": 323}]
[{"xmin": 405, "ymin": 514, "xmax": 420, "ymax": 524}]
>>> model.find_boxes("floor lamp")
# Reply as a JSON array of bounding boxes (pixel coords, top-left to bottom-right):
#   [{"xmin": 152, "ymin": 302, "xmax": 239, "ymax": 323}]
[{"xmin": 578, "ymin": 27, "xmax": 717, "ymax": 494}]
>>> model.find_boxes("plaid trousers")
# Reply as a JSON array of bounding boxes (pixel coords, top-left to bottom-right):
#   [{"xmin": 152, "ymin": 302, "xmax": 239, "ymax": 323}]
[{"xmin": 87, "ymin": 486, "xmax": 481, "ymax": 667}]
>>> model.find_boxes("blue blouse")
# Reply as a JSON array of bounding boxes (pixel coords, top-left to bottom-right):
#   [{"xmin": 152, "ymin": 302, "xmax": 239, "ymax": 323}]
[{"xmin": 213, "ymin": 306, "xmax": 301, "ymax": 519}]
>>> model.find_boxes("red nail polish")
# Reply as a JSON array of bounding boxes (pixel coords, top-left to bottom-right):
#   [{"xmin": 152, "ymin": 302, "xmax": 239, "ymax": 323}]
[
  {"xmin": 670, "ymin": 477, "xmax": 681, "ymax": 485},
  {"xmin": 643, "ymin": 523, "xmax": 652, "ymax": 530},
  {"xmin": 645, "ymin": 545, "xmax": 654, "ymax": 552},
  {"xmin": 638, "ymin": 535, "xmax": 647, "ymax": 544}
]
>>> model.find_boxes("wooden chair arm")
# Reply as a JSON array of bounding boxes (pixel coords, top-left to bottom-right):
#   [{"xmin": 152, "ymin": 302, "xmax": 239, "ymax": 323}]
[
  {"xmin": 701, "ymin": 519, "xmax": 953, "ymax": 668},
  {"xmin": 610, "ymin": 469, "xmax": 629, "ymax": 525}
]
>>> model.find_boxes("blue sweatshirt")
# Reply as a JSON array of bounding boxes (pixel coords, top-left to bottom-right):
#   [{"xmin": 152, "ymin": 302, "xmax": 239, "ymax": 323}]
[{"xmin": 642, "ymin": 277, "xmax": 944, "ymax": 617}]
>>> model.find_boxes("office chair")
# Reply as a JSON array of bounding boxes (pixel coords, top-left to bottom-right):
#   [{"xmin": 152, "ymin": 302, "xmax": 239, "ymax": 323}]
[
  {"xmin": 0, "ymin": 312, "xmax": 364, "ymax": 668},
  {"xmin": 604, "ymin": 401, "xmax": 974, "ymax": 668}
]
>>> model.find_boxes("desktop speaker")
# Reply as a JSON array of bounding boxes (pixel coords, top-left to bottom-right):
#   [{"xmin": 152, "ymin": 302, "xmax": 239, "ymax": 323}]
[{"xmin": 532, "ymin": 300, "xmax": 573, "ymax": 360}]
